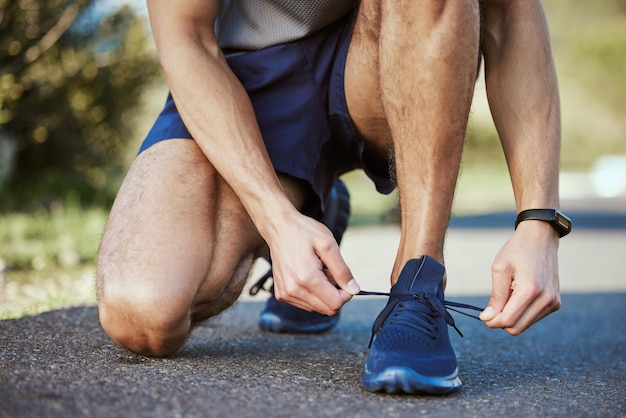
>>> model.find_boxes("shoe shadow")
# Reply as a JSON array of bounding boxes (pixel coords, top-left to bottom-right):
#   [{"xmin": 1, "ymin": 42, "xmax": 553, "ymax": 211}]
[{"xmin": 174, "ymin": 300, "xmax": 375, "ymax": 361}]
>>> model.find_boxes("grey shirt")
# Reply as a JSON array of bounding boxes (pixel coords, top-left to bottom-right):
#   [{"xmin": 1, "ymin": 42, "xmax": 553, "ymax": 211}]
[{"xmin": 216, "ymin": 0, "xmax": 357, "ymax": 52}]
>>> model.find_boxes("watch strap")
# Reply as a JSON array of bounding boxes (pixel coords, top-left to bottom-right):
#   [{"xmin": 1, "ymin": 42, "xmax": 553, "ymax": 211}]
[{"xmin": 515, "ymin": 209, "xmax": 572, "ymax": 238}]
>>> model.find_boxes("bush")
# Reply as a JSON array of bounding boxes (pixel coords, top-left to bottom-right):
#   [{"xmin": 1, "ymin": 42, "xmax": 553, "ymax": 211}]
[{"xmin": 0, "ymin": 0, "xmax": 159, "ymax": 210}]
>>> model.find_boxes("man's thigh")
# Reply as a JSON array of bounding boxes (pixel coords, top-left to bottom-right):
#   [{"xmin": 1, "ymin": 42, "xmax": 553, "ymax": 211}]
[{"xmin": 96, "ymin": 139, "xmax": 267, "ymax": 326}]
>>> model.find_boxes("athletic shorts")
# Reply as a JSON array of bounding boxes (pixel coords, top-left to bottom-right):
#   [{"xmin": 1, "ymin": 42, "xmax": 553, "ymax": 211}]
[{"xmin": 140, "ymin": 13, "xmax": 394, "ymax": 213}]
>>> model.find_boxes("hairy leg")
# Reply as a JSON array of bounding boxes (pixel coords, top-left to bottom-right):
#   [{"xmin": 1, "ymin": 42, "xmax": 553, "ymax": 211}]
[
  {"xmin": 96, "ymin": 139, "xmax": 306, "ymax": 357},
  {"xmin": 346, "ymin": 0, "xmax": 481, "ymax": 282}
]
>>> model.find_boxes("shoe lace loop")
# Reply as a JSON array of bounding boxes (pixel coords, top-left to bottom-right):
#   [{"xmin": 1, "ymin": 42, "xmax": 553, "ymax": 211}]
[
  {"xmin": 249, "ymin": 268, "xmax": 273, "ymax": 296},
  {"xmin": 358, "ymin": 290, "xmax": 483, "ymax": 347}
]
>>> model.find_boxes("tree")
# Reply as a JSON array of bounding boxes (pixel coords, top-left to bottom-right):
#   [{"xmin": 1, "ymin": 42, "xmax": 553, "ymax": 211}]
[{"xmin": 0, "ymin": 0, "xmax": 159, "ymax": 208}]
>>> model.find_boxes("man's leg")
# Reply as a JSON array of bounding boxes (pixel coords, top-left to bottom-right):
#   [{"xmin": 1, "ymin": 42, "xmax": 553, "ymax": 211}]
[
  {"xmin": 96, "ymin": 139, "xmax": 307, "ymax": 357},
  {"xmin": 345, "ymin": 0, "xmax": 480, "ymax": 281},
  {"xmin": 345, "ymin": 0, "xmax": 481, "ymax": 394}
]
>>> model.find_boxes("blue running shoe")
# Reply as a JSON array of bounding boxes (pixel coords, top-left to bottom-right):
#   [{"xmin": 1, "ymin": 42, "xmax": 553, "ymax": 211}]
[
  {"xmin": 255, "ymin": 279, "xmax": 342, "ymax": 333},
  {"xmin": 361, "ymin": 256, "xmax": 477, "ymax": 395},
  {"xmin": 251, "ymin": 179, "xmax": 350, "ymax": 334}
]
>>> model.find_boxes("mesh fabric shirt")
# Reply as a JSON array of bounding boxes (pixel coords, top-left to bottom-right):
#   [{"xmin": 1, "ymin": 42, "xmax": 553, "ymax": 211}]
[{"xmin": 216, "ymin": 0, "xmax": 357, "ymax": 53}]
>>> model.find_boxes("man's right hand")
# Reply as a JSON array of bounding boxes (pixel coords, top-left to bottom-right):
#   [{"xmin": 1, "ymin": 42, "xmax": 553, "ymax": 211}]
[{"xmin": 265, "ymin": 213, "xmax": 360, "ymax": 315}]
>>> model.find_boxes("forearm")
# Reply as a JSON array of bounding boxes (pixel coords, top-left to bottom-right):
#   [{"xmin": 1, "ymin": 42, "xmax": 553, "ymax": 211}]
[
  {"xmin": 164, "ymin": 45, "xmax": 296, "ymax": 236},
  {"xmin": 148, "ymin": 2, "xmax": 298, "ymax": 240},
  {"xmin": 483, "ymin": 0, "xmax": 561, "ymax": 211}
]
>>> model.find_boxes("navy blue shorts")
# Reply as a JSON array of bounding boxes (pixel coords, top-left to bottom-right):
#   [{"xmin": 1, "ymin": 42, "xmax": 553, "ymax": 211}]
[{"xmin": 140, "ymin": 13, "xmax": 394, "ymax": 211}]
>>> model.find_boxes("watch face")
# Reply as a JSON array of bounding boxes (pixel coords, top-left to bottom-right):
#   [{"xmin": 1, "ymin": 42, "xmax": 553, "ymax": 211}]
[{"xmin": 554, "ymin": 211, "xmax": 572, "ymax": 236}]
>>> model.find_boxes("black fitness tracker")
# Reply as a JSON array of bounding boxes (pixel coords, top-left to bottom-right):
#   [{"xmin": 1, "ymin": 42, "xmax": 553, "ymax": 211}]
[{"xmin": 515, "ymin": 209, "xmax": 572, "ymax": 238}]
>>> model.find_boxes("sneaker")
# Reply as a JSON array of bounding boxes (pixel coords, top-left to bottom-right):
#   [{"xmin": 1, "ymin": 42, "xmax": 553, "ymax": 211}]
[
  {"xmin": 251, "ymin": 179, "xmax": 350, "ymax": 334},
  {"xmin": 361, "ymin": 256, "xmax": 476, "ymax": 395},
  {"xmin": 255, "ymin": 280, "xmax": 342, "ymax": 333}
]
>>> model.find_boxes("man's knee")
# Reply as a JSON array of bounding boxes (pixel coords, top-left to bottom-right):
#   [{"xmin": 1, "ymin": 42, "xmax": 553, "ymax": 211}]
[{"xmin": 97, "ymin": 280, "xmax": 191, "ymax": 358}]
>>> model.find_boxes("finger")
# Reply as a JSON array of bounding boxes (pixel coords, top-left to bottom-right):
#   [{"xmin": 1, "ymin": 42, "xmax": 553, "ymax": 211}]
[
  {"xmin": 322, "ymin": 268, "xmax": 354, "ymax": 305},
  {"xmin": 295, "ymin": 287, "xmax": 350, "ymax": 316},
  {"xmin": 503, "ymin": 291, "xmax": 561, "ymax": 336},
  {"xmin": 486, "ymin": 280, "xmax": 540, "ymax": 330},
  {"xmin": 316, "ymin": 240, "xmax": 359, "ymax": 295},
  {"xmin": 274, "ymin": 281, "xmax": 330, "ymax": 314},
  {"xmin": 485, "ymin": 289, "xmax": 530, "ymax": 330},
  {"xmin": 275, "ymin": 268, "xmax": 350, "ymax": 315},
  {"xmin": 309, "ymin": 271, "xmax": 354, "ymax": 314},
  {"xmin": 503, "ymin": 306, "xmax": 544, "ymax": 336},
  {"xmin": 322, "ymin": 267, "xmax": 339, "ymax": 288},
  {"xmin": 480, "ymin": 262, "xmax": 514, "ymax": 322}
]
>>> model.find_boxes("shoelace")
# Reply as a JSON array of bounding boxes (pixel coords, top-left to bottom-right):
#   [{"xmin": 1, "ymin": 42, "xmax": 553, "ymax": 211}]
[
  {"xmin": 249, "ymin": 266, "xmax": 273, "ymax": 296},
  {"xmin": 249, "ymin": 268, "xmax": 484, "ymax": 344},
  {"xmin": 358, "ymin": 290, "xmax": 484, "ymax": 347}
]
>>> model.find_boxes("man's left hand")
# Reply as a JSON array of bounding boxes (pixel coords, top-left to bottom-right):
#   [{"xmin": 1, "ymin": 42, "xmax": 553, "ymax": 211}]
[{"xmin": 479, "ymin": 220, "xmax": 561, "ymax": 335}]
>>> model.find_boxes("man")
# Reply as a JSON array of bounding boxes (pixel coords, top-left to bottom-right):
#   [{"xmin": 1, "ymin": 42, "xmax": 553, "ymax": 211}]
[{"xmin": 96, "ymin": 0, "xmax": 570, "ymax": 395}]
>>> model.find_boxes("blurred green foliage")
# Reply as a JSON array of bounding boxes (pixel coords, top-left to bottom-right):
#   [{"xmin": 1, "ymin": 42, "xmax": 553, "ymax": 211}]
[
  {"xmin": 0, "ymin": 195, "xmax": 105, "ymax": 271},
  {"xmin": 463, "ymin": 0, "xmax": 626, "ymax": 169},
  {"xmin": 0, "ymin": 0, "xmax": 159, "ymax": 210},
  {"xmin": 0, "ymin": 202, "xmax": 106, "ymax": 319},
  {"xmin": 547, "ymin": 0, "xmax": 626, "ymax": 167}
]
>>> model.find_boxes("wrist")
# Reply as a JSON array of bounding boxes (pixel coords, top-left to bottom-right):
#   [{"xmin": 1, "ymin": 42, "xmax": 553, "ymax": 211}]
[
  {"xmin": 514, "ymin": 219, "xmax": 560, "ymax": 241},
  {"xmin": 252, "ymin": 195, "xmax": 302, "ymax": 243}
]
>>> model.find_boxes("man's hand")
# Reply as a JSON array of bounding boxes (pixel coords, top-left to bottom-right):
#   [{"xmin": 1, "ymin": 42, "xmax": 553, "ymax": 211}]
[
  {"xmin": 480, "ymin": 220, "xmax": 561, "ymax": 335},
  {"xmin": 266, "ymin": 214, "xmax": 360, "ymax": 316}
]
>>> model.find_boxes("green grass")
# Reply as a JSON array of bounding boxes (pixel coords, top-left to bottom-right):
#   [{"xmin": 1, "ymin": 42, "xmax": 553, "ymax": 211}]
[{"xmin": 0, "ymin": 203, "xmax": 108, "ymax": 319}]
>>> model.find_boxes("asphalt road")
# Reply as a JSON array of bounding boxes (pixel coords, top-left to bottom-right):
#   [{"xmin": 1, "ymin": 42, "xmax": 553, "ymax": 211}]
[
  {"xmin": 0, "ymin": 294, "xmax": 624, "ymax": 418},
  {"xmin": 1, "ymin": 199, "xmax": 625, "ymax": 417}
]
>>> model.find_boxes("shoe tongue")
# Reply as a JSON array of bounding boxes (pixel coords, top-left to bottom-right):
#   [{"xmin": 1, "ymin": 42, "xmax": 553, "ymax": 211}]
[{"xmin": 391, "ymin": 256, "xmax": 445, "ymax": 297}]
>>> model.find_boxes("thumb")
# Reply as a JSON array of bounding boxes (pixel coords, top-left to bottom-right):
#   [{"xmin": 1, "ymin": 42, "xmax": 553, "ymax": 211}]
[
  {"xmin": 480, "ymin": 264, "xmax": 512, "ymax": 322},
  {"xmin": 318, "ymin": 241, "xmax": 360, "ymax": 295},
  {"xmin": 330, "ymin": 261, "xmax": 360, "ymax": 296}
]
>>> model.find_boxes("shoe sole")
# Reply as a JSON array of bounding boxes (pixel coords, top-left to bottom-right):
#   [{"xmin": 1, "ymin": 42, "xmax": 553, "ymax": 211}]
[
  {"xmin": 360, "ymin": 366, "xmax": 461, "ymax": 395},
  {"xmin": 258, "ymin": 312, "xmax": 340, "ymax": 334}
]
